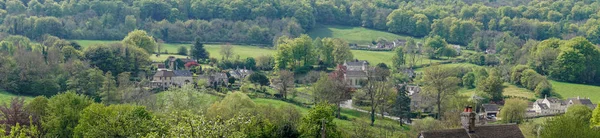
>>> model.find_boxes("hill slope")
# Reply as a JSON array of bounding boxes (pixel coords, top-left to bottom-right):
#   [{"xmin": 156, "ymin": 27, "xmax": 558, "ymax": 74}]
[
  {"xmin": 308, "ymin": 24, "xmax": 422, "ymax": 45},
  {"xmin": 551, "ymin": 81, "xmax": 600, "ymax": 102}
]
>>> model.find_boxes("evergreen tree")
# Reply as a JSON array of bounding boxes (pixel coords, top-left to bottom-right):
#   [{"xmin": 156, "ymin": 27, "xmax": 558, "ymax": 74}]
[
  {"xmin": 390, "ymin": 85, "xmax": 411, "ymax": 126},
  {"xmin": 100, "ymin": 71, "xmax": 118, "ymax": 104},
  {"xmin": 190, "ymin": 39, "xmax": 209, "ymax": 61}
]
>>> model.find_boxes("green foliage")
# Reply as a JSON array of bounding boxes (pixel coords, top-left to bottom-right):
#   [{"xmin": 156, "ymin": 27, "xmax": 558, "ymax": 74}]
[
  {"xmin": 298, "ymin": 102, "xmax": 341, "ymax": 138},
  {"xmin": 550, "ymin": 37, "xmax": 600, "ymax": 84},
  {"xmin": 122, "ymin": 30, "xmax": 157, "ymax": 54},
  {"xmin": 392, "ymin": 46, "xmax": 405, "ymax": 69},
  {"xmin": 83, "ymin": 43, "xmax": 150, "ymax": 76},
  {"xmin": 190, "ymin": 40, "xmax": 209, "ymax": 60},
  {"xmin": 151, "ymin": 86, "xmax": 216, "ymax": 114},
  {"xmin": 424, "ymin": 35, "xmax": 448, "ymax": 59},
  {"xmin": 541, "ymin": 113, "xmax": 600, "ymax": 138},
  {"xmin": 390, "ymin": 85, "xmax": 411, "ymax": 126},
  {"xmin": 74, "ymin": 104, "xmax": 161, "ymax": 137},
  {"xmin": 476, "ymin": 69, "xmax": 504, "ymax": 102},
  {"xmin": 591, "ymin": 104, "xmax": 600, "ymax": 128},
  {"xmin": 100, "ymin": 71, "xmax": 118, "ymax": 104},
  {"xmin": 462, "ymin": 72, "xmax": 476, "ymax": 89},
  {"xmin": 511, "ymin": 66, "xmax": 553, "ymax": 98},
  {"xmin": 207, "ymin": 92, "xmax": 255, "ymax": 119},
  {"xmin": 177, "ymin": 46, "xmax": 187, "ymax": 56},
  {"xmin": 408, "ymin": 117, "xmax": 444, "ymax": 137},
  {"xmin": 25, "ymin": 96, "xmax": 48, "ymax": 126},
  {"xmin": 499, "ymin": 99, "xmax": 527, "ymax": 124},
  {"xmin": 247, "ymin": 72, "xmax": 270, "ymax": 88},
  {"xmin": 275, "ymin": 35, "xmax": 317, "ymax": 70},
  {"xmin": 43, "ymin": 91, "xmax": 93, "ymax": 138},
  {"xmin": 422, "ymin": 65, "xmax": 460, "ymax": 118},
  {"xmin": 565, "ymin": 105, "xmax": 593, "ymax": 124}
]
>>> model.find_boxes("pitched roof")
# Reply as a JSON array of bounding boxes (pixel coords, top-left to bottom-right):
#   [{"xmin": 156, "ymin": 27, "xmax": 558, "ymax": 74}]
[
  {"xmin": 421, "ymin": 129, "xmax": 469, "ymax": 138},
  {"xmin": 345, "ymin": 60, "xmax": 368, "ymax": 66},
  {"xmin": 173, "ymin": 70, "xmax": 192, "ymax": 77},
  {"xmin": 567, "ymin": 98, "xmax": 594, "ymax": 105},
  {"xmin": 212, "ymin": 73, "xmax": 228, "ymax": 79},
  {"xmin": 345, "ymin": 71, "xmax": 367, "ymax": 77},
  {"xmin": 482, "ymin": 104, "xmax": 499, "ymax": 112},
  {"xmin": 538, "ymin": 103, "xmax": 549, "ymax": 109},
  {"xmin": 546, "ymin": 97, "xmax": 562, "ymax": 103},
  {"xmin": 421, "ymin": 124, "xmax": 524, "ymax": 138},
  {"xmin": 154, "ymin": 70, "xmax": 175, "ymax": 77}
]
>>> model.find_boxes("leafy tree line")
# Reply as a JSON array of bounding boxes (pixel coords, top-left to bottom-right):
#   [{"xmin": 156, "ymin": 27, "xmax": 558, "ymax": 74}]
[
  {"xmin": 0, "ymin": 85, "xmax": 358, "ymax": 137},
  {"xmin": 2, "ymin": 0, "xmax": 600, "ymax": 46},
  {"xmin": 0, "ymin": 30, "xmax": 156, "ymax": 96}
]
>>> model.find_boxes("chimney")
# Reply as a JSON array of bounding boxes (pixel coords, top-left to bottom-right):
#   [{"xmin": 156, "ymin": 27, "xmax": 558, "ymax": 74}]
[{"xmin": 461, "ymin": 106, "xmax": 476, "ymax": 133}]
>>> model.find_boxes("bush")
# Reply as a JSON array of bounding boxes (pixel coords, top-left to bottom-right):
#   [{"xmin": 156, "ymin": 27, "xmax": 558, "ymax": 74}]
[
  {"xmin": 293, "ymin": 66, "xmax": 313, "ymax": 74},
  {"xmin": 462, "ymin": 72, "xmax": 476, "ymax": 89},
  {"xmin": 177, "ymin": 46, "xmax": 188, "ymax": 55}
]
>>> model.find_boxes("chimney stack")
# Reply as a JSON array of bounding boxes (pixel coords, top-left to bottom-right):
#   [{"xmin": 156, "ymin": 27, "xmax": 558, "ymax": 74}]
[{"xmin": 461, "ymin": 106, "xmax": 476, "ymax": 133}]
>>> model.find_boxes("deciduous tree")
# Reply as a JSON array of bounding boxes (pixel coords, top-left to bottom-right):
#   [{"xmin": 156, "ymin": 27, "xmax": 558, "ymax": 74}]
[
  {"xmin": 122, "ymin": 30, "xmax": 157, "ymax": 54},
  {"xmin": 422, "ymin": 65, "xmax": 460, "ymax": 119}
]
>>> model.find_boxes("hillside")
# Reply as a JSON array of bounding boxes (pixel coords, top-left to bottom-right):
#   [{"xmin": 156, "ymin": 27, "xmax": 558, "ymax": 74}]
[
  {"xmin": 308, "ymin": 24, "xmax": 422, "ymax": 45},
  {"xmin": 551, "ymin": 81, "xmax": 600, "ymax": 102},
  {"xmin": 74, "ymin": 40, "xmax": 276, "ymax": 61}
]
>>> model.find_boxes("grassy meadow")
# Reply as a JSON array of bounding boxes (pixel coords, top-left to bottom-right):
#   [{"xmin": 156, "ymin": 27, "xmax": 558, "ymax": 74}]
[
  {"xmin": 460, "ymin": 83, "xmax": 536, "ymax": 100},
  {"xmin": 0, "ymin": 90, "xmax": 33, "ymax": 104},
  {"xmin": 551, "ymin": 80, "xmax": 600, "ymax": 102},
  {"xmin": 308, "ymin": 24, "xmax": 423, "ymax": 45},
  {"xmin": 74, "ymin": 40, "xmax": 415, "ymax": 65}
]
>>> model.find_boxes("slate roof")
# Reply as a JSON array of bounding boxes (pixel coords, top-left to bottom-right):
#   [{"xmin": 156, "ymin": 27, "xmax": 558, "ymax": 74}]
[
  {"xmin": 482, "ymin": 104, "xmax": 499, "ymax": 112},
  {"xmin": 567, "ymin": 98, "xmax": 593, "ymax": 105},
  {"xmin": 157, "ymin": 63, "xmax": 166, "ymax": 69},
  {"xmin": 546, "ymin": 97, "xmax": 563, "ymax": 104},
  {"xmin": 345, "ymin": 71, "xmax": 367, "ymax": 77},
  {"xmin": 567, "ymin": 97, "xmax": 596, "ymax": 109},
  {"xmin": 345, "ymin": 60, "xmax": 368, "ymax": 66},
  {"xmin": 173, "ymin": 70, "xmax": 192, "ymax": 77},
  {"xmin": 421, "ymin": 129, "xmax": 469, "ymax": 138},
  {"xmin": 154, "ymin": 70, "xmax": 175, "ymax": 77},
  {"xmin": 538, "ymin": 103, "xmax": 549, "ymax": 109},
  {"xmin": 213, "ymin": 73, "xmax": 228, "ymax": 79},
  {"xmin": 421, "ymin": 124, "xmax": 525, "ymax": 138}
]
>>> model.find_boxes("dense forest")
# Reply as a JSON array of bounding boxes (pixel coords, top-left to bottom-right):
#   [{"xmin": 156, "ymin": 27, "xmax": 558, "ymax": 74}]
[{"xmin": 0, "ymin": 0, "xmax": 599, "ymax": 45}]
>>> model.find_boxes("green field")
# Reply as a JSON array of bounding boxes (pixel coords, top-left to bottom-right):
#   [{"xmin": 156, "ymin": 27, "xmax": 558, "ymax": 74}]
[
  {"xmin": 460, "ymin": 83, "xmax": 536, "ymax": 100},
  {"xmin": 0, "ymin": 90, "xmax": 33, "ymax": 104},
  {"xmin": 308, "ymin": 24, "xmax": 422, "ymax": 45},
  {"xmin": 74, "ymin": 40, "xmax": 276, "ymax": 61},
  {"xmin": 414, "ymin": 63, "xmax": 481, "ymax": 72},
  {"xmin": 551, "ymin": 80, "xmax": 600, "ymax": 102},
  {"xmin": 352, "ymin": 50, "xmax": 445, "ymax": 66}
]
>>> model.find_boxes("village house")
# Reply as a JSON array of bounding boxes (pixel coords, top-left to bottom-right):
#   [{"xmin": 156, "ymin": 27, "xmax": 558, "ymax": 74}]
[
  {"xmin": 345, "ymin": 71, "xmax": 367, "ymax": 88},
  {"xmin": 229, "ymin": 68, "xmax": 254, "ymax": 80},
  {"xmin": 402, "ymin": 85, "xmax": 431, "ymax": 113},
  {"xmin": 342, "ymin": 60, "xmax": 369, "ymax": 88},
  {"xmin": 343, "ymin": 60, "xmax": 369, "ymax": 71},
  {"xmin": 419, "ymin": 106, "xmax": 525, "ymax": 138},
  {"xmin": 151, "ymin": 69, "xmax": 193, "ymax": 88},
  {"xmin": 481, "ymin": 104, "xmax": 499, "ymax": 117},
  {"xmin": 452, "ymin": 45, "xmax": 461, "ymax": 55},
  {"xmin": 531, "ymin": 97, "xmax": 567, "ymax": 115},
  {"xmin": 208, "ymin": 73, "xmax": 228, "ymax": 87},
  {"xmin": 566, "ymin": 96, "xmax": 597, "ymax": 111}
]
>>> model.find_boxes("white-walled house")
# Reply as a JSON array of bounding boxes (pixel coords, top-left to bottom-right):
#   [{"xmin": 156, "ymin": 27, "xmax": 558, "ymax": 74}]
[{"xmin": 532, "ymin": 97, "xmax": 566, "ymax": 115}]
